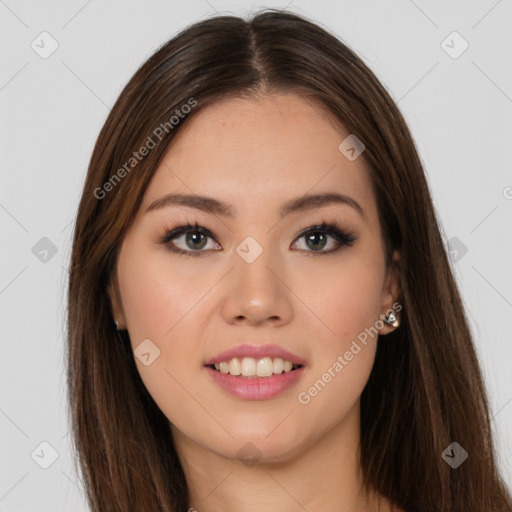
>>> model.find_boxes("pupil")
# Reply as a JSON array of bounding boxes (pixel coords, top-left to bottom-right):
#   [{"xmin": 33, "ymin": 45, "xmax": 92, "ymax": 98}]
[
  {"xmin": 307, "ymin": 232, "xmax": 326, "ymax": 250},
  {"xmin": 186, "ymin": 232, "xmax": 207, "ymax": 250}
]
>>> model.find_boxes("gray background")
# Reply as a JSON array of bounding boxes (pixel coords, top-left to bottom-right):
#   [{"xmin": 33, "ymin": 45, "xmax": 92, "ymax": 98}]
[{"xmin": 1, "ymin": 0, "xmax": 511, "ymax": 510}]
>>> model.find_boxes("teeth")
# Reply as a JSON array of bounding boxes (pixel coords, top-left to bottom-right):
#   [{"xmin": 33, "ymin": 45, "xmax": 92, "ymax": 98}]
[
  {"xmin": 228, "ymin": 358, "xmax": 241, "ymax": 375},
  {"xmin": 210, "ymin": 356, "xmax": 300, "ymax": 377},
  {"xmin": 241, "ymin": 356, "xmax": 256, "ymax": 376},
  {"xmin": 256, "ymin": 357, "xmax": 273, "ymax": 377},
  {"xmin": 273, "ymin": 357, "xmax": 284, "ymax": 374}
]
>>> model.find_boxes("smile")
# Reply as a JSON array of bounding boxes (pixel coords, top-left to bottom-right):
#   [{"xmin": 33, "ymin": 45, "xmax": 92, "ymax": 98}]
[
  {"xmin": 204, "ymin": 357, "xmax": 305, "ymax": 400},
  {"xmin": 206, "ymin": 356, "xmax": 303, "ymax": 377}
]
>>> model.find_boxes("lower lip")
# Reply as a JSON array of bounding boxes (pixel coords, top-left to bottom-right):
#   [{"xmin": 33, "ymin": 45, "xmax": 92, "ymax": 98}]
[{"xmin": 204, "ymin": 366, "xmax": 305, "ymax": 400}]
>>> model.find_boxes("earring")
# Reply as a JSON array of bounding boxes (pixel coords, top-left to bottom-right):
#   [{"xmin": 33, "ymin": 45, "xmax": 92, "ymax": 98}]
[
  {"xmin": 383, "ymin": 311, "xmax": 399, "ymax": 328},
  {"xmin": 114, "ymin": 319, "xmax": 119, "ymax": 329}
]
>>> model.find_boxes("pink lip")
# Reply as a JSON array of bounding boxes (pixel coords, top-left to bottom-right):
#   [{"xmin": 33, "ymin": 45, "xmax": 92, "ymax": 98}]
[
  {"xmin": 204, "ymin": 366, "xmax": 305, "ymax": 400},
  {"xmin": 204, "ymin": 343, "xmax": 307, "ymax": 366}
]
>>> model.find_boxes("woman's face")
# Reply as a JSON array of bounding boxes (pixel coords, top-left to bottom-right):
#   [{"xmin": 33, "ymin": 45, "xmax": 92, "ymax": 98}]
[{"xmin": 109, "ymin": 92, "xmax": 400, "ymax": 463}]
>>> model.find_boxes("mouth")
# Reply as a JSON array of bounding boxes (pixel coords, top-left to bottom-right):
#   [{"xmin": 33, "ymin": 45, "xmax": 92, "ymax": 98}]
[
  {"xmin": 204, "ymin": 357, "xmax": 304, "ymax": 378},
  {"xmin": 203, "ymin": 344, "xmax": 307, "ymax": 399},
  {"xmin": 203, "ymin": 354, "xmax": 306, "ymax": 400}
]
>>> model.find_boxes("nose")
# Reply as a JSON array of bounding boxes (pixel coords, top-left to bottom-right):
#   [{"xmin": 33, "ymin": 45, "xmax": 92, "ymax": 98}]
[{"xmin": 220, "ymin": 247, "xmax": 294, "ymax": 327}]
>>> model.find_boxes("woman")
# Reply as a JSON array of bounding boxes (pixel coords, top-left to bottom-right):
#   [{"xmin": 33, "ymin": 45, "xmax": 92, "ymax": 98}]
[{"xmin": 66, "ymin": 9, "xmax": 512, "ymax": 512}]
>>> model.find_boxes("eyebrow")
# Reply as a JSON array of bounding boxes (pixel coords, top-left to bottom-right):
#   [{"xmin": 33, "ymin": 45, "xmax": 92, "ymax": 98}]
[{"xmin": 145, "ymin": 192, "xmax": 366, "ymax": 221}]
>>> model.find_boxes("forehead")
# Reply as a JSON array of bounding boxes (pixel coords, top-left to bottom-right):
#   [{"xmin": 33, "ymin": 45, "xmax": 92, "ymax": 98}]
[
  {"xmin": 141, "ymin": 93, "xmax": 377, "ymax": 223},
  {"xmin": 164, "ymin": 92, "xmax": 351, "ymax": 162}
]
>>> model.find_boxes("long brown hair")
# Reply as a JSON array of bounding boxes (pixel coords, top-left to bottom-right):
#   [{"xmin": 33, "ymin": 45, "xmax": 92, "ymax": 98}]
[{"xmin": 66, "ymin": 9, "xmax": 512, "ymax": 511}]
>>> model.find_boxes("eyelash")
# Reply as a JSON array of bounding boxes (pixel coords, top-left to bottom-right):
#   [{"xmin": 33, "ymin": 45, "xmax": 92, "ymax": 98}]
[{"xmin": 156, "ymin": 219, "xmax": 357, "ymax": 258}]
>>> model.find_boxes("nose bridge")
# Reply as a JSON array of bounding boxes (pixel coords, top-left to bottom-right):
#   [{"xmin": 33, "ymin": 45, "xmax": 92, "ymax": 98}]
[
  {"xmin": 235, "ymin": 234, "xmax": 280, "ymax": 297},
  {"xmin": 221, "ymin": 233, "xmax": 293, "ymax": 324}
]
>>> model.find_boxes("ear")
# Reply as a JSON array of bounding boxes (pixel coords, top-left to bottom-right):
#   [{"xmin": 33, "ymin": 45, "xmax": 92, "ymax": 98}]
[
  {"xmin": 107, "ymin": 269, "xmax": 126, "ymax": 330},
  {"xmin": 378, "ymin": 249, "xmax": 402, "ymax": 336}
]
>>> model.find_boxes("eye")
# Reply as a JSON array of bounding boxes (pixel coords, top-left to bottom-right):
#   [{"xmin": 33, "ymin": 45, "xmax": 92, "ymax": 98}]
[
  {"xmin": 291, "ymin": 221, "xmax": 356, "ymax": 255},
  {"xmin": 157, "ymin": 220, "xmax": 357, "ymax": 257},
  {"xmin": 158, "ymin": 221, "xmax": 220, "ymax": 257}
]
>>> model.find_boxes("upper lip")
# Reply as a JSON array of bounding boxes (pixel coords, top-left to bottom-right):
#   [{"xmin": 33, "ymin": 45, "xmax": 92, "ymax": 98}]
[{"xmin": 204, "ymin": 344, "xmax": 307, "ymax": 366}]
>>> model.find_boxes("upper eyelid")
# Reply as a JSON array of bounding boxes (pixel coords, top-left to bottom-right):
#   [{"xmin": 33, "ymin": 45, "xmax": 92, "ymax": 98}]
[{"xmin": 164, "ymin": 221, "xmax": 348, "ymax": 237}]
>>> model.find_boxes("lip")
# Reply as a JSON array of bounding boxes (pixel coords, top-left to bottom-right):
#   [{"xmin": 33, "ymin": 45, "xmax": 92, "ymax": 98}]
[
  {"xmin": 204, "ymin": 365, "xmax": 305, "ymax": 400},
  {"xmin": 204, "ymin": 343, "xmax": 307, "ymax": 366}
]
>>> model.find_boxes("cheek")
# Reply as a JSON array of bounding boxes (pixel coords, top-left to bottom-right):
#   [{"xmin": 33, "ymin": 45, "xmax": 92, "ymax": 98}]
[
  {"xmin": 118, "ymin": 243, "xmax": 203, "ymax": 343},
  {"xmin": 116, "ymin": 245, "xmax": 209, "ymax": 428},
  {"xmin": 116, "ymin": 245, "xmax": 197, "ymax": 388},
  {"xmin": 290, "ymin": 257, "xmax": 383, "ymax": 421},
  {"xmin": 297, "ymin": 256, "xmax": 384, "ymax": 350}
]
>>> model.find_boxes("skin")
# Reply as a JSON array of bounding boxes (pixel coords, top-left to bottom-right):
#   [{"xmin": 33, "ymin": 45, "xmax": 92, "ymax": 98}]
[{"xmin": 109, "ymin": 92, "xmax": 403, "ymax": 512}]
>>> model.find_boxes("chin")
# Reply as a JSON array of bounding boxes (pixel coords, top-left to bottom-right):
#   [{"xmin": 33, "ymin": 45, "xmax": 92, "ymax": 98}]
[{"xmin": 208, "ymin": 434, "xmax": 306, "ymax": 466}]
